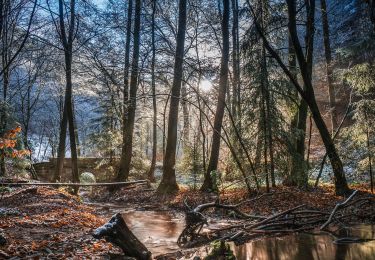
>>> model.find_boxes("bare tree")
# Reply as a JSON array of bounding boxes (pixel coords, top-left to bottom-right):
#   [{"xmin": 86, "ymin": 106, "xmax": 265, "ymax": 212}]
[
  {"xmin": 157, "ymin": 0, "xmax": 187, "ymax": 193},
  {"xmin": 201, "ymin": 0, "xmax": 230, "ymax": 192},
  {"xmin": 148, "ymin": 0, "xmax": 157, "ymax": 182},
  {"xmin": 53, "ymin": 0, "xmax": 80, "ymax": 190},
  {"xmin": 321, "ymin": 0, "xmax": 337, "ymax": 133},
  {"xmin": 117, "ymin": 0, "xmax": 142, "ymax": 181}
]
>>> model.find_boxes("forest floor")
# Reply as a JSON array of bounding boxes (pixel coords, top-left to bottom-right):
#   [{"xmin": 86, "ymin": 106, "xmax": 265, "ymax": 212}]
[{"xmin": 0, "ymin": 182, "xmax": 374, "ymax": 259}]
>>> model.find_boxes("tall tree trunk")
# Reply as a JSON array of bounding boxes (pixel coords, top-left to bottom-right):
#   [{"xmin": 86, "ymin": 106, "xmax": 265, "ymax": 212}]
[
  {"xmin": 157, "ymin": 0, "xmax": 187, "ymax": 193},
  {"xmin": 286, "ymin": 0, "xmax": 349, "ymax": 195},
  {"xmin": 123, "ymin": 0, "xmax": 133, "ymax": 122},
  {"xmin": 0, "ymin": 59, "xmax": 9, "ymax": 176},
  {"xmin": 201, "ymin": 0, "xmax": 230, "ymax": 192},
  {"xmin": 117, "ymin": 0, "xmax": 142, "ymax": 181},
  {"xmin": 365, "ymin": 110, "xmax": 373, "ymax": 193},
  {"xmin": 148, "ymin": 0, "xmax": 157, "ymax": 182},
  {"xmin": 320, "ymin": 0, "xmax": 337, "ymax": 133},
  {"xmin": 368, "ymin": 0, "xmax": 375, "ymax": 31},
  {"xmin": 181, "ymin": 83, "xmax": 189, "ymax": 147},
  {"xmin": 54, "ymin": 0, "xmax": 79, "ymax": 189},
  {"xmin": 54, "ymin": 99, "xmax": 68, "ymax": 182},
  {"xmin": 66, "ymin": 54, "xmax": 79, "ymax": 190},
  {"xmin": 231, "ymin": 0, "xmax": 240, "ymax": 122},
  {"xmin": 288, "ymin": 0, "xmax": 315, "ymax": 187}
]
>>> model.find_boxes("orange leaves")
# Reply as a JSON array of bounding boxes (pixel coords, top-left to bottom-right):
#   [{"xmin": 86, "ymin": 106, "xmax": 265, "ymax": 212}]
[{"xmin": 0, "ymin": 125, "xmax": 30, "ymax": 158}]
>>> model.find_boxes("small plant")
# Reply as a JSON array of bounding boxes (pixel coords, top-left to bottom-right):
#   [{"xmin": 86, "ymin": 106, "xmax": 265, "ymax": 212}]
[
  {"xmin": 0, "ymin": 126, "xmax": 30, "ymax": 158},
  {"xmin": 205, "ymin": 240, "xmax": 236, "ymax": 260}
]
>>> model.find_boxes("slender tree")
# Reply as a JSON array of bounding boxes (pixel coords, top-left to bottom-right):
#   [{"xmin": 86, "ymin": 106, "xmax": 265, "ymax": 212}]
[
  {"xmin": 54, "ymin": 0, "xmax": 79, "ymax": 189},
  {"xmin": 157, "ymin": 0, "xmax": 187, "ymax": 193},
  {"xmin": 117, "ymin": 0, "xmax": 142, "ymax": 181},
  {"xmin": 201, "ymin": 0, "xmax": 230, "ymax": 192},
  {"xmin": 321, "ymin": 0, "xmax": 337, "ymax": 133},
  {"xmin": 147, "ymin": 0, "xmax": 157, "ymax": 182}
]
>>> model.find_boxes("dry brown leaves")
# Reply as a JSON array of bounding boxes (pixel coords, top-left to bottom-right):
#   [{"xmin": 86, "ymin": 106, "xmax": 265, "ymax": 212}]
[{"xmin": 0, "ymin": 186, "xmax": 120, "ymax": 258}]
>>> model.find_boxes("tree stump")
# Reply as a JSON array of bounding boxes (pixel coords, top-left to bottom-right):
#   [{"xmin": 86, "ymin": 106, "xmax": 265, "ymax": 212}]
[{"xmin": 93, "ymin": 213, "xmax": 151, "ymax": 260}]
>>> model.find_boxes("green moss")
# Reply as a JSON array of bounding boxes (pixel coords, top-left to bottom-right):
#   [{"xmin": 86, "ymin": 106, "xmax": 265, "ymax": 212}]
[{"xmin": 204, "ymin": 241, "xmax": 236, "ymax": 260}]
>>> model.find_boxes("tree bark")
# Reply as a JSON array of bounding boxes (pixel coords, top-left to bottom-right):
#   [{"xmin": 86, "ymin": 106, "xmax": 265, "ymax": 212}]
[
  {"xmin": 248, "ymin": 0, "xmax": 350, "ymax": 195},
  {"xmin": 231, "ymin": 0, "xmax": 240, "ymax": 121},
  {"xmin": 368, "ymin": 0, "xmax": 375, "ymax": 31},
  {"xmin": 288, "ymin": 0, "xmax": 314, "ymax": 187},
  {"xmin": 157, "ymin": 0, "xmax": 187, "ymax": 193},
  {"xmin": 54, "ymin": 0, "xmax": 79, "ymax": 190},
  {"xmin": 181, "ymin": 83, "xmax": 190, "ymax": 148},
  {"xmin": 201, "ymin": 0, "xmax": 230, "ymax": 192},
  {"xmin": 320, "ymin": 0, "xmax": 337, "ymax": 133},
  {"xmin": 93, "ymin": 213, "xmax": 152, "ymax": 260},
  {"xmin": 123, "ymin": 0, "xmax": 133, "ymax": 105},
  {"xmin": 148, "ymin": 0, "xmax": 157, "ymax": 182},
  {"xmin": 117, "ymin": 0, "xmax": 142, "ymax": 181}
]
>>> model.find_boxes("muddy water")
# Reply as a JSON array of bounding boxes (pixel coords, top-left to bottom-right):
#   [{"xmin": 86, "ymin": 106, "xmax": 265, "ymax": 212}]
[
  {"xmin": 122, "ymin": 210, "xmax": 185, "ymax": 256},
  {"xmin": 231, "ymin": 225, "xmax": 375, "ymax": 260},
  {"xmin": 96, "ymin": 206, "xmax": 375, "ymax": 259}
]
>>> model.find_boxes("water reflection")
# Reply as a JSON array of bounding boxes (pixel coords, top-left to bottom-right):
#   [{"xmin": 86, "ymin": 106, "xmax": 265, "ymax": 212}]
[
  {"xmin": 231, "ymin": 225, "xmax": 375, "ymax": 260},
  {"xmin": 109, "ymin": 208, "xmax": 375, "ymax": 259},
  {"xmin": 122, "ymin": 210, "xmax": 185, "ymax": 256}
]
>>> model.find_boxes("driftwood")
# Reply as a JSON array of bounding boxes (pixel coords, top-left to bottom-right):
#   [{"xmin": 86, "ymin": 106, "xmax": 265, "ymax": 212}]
[
  {"xmin": 93, "ymin": 213, "xmax": 151, "ymax": 260},
  {"xmin": 320, "ymin": 190, "xmax": 358, "ymax": 230},
  {"xmin": 178, "ymin": 190, "xmax": 375, "ymax": 248},
  {"xmin": 0, "ymin": 180, "xmax": 149, "ymax": 187}
]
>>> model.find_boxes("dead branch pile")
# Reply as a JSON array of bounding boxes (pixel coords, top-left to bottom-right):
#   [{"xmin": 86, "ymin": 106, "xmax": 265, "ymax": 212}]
[{"xmin": 178, "ymin": 190, "xmax": 375, "ymax": 248}]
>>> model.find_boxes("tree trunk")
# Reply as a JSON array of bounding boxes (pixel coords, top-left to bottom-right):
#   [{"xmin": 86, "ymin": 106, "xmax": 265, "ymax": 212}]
[
  {"xmin": 287, "ymin": 0, "xmax": 348, "ymax": 192},
  {"xmin": 368, "ymin": 0, "xmax": 375, "ymax": 31},
  {"xmin": 288, "ymin": 0, "xmax": 313, "ymax": 188},
  {"xmin": 250, "ymin": 0, "xmax": 350, "ymax": 195},
  {"xmin": 117, "ymin": 0, "xmax": 142, "ymax": 181},
  {"xmin": 148, "ymin": 0, "xmax": 157, "ymax": 182},
  {"xmin": 231, "ymin": 0, "xmax": 240, "ymax": 121},
  {"xmin": 54, "ymin": 0, "xmax": 79, "ymax": 188},
  {"xmin": 181, "ymin": 83, "xmax": 190, "ymax": 148},
  {"xmin": 65, "ymin": 55, "xmax": 79, "ymax": 191},
  {"xmin": 93, "ymin": 213, "xmax": 152, "ymax": 260},
  {"xmin": 54, "ymin": 100, "xmax": 68, "ymax": 182},
  {"xmin": 157, "ymin": 0, "xmax": 187, "ymax": 193},
  {"xmin": 201, "ymin": 0, "xmax": 230, "ymax": 192},
  {"xmin": 123, "ymin": 0, "xmax": 132, "ymax": 105},
  {"xmin": 320, "ymin": 0, "xmax": 337, "ymax": 133},
  {"xmin": 0, "ymin": 59, "xmax": 9, "ymax": 176}
]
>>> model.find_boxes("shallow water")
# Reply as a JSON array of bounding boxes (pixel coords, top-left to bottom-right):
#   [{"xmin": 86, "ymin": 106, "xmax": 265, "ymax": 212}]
[
  {"xmin": 96, "ymin": 205, "xmax": 375, "ymax": 259},
  {"xmin": 122, "ymin": 210, "xmax": 185, "ymax": 256},
  {"xmin": 230, "ymin": 225, "xmax": 375, "ymax": 260}
]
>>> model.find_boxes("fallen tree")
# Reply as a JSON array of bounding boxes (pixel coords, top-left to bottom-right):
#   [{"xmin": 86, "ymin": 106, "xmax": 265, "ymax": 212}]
[
  {"xmin": 93, "ymin": 213, "xmax": 152, "ymax": 260},
  {"xmin": 178, "ymin": 190, "xmax": 375, "ymax": 248},
  {"xmin": 0, "ymin": 180, "xmax": 149, "ymax": 187}
]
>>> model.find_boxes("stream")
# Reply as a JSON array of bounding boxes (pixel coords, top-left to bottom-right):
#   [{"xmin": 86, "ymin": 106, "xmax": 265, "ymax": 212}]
[{"xmin": 92, "ymin": 203, "xmax": 375, "ymax": 259}]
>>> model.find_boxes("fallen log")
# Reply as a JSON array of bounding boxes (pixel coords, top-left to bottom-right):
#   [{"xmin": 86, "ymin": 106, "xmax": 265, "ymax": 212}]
[
  {"xmin": 320, "ymin": 190, "xmax": 358, "ymax": 230},
  {"xmin": 93, "ymin": 213, "xmax": 151, "ymax": 260},
  {"xmin": 178, "ymin": 189, "xmax": 375, "ymax": 248},
  {"xmin": 0, "ymin": 180, "xmax": 149, "ymax": 187}
]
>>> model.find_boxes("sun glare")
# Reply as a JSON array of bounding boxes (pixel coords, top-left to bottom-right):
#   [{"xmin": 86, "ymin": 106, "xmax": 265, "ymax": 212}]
[{"xmin": 199, "ymin": 79, "xmax": 213, "ymax": 92}]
